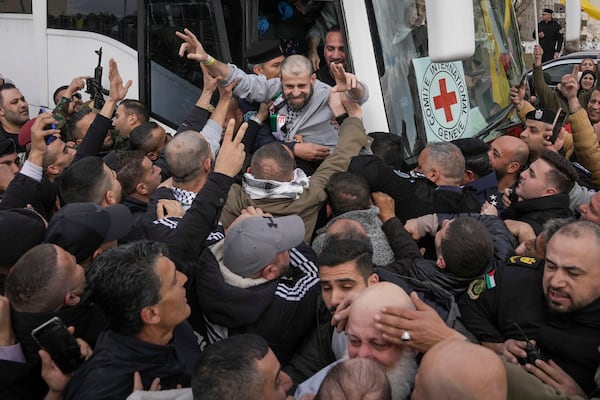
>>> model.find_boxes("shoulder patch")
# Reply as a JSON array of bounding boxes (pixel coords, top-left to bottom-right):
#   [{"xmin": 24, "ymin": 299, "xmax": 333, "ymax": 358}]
[
  {"xmin": 467, "ymin": 270, "xmax": 497, "ymax": 300},
  {"xmin": 507, "ymin": 255, "xmax": 543, "ymax": 269},
  {"xmin": 467, "ymin": 278, "xmax": 486, "ymax": 300}
]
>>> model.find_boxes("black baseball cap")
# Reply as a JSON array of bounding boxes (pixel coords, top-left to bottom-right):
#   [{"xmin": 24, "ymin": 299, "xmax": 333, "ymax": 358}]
[{"xmin": 45, "ymin": 203, "xmax": 132, "ymax": 263}]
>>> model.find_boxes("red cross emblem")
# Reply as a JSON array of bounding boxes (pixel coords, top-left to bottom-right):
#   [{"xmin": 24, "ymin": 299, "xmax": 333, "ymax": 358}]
[{"xmin": 433, "ymin": 78, "xmax": 457, "ymax": 122}]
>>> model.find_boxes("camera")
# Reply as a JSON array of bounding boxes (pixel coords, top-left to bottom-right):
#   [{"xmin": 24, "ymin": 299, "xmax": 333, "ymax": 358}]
[{"xmin": 518, "ymin": 341, "xmax": 548, "ymax": 365}]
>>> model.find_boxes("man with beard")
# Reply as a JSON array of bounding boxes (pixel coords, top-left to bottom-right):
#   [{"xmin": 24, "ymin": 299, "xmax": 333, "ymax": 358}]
[
  {"xmin": 296, "ymin": 282, "xmax": 418, "ymax": 400},
  {"xmin": 316, "ymin": 27, "xmax": 347, "ymax": 87},
  {"xmin": 176, "ymin": 28, "xmax": 368, "ymax": 175},
  {"xmin": 0, "ymin": 83, "xmax": 29, "ymax": 154},
  {"xmin": 459, "ymin": 220, "xmax": 600, "ymax": 396},
  {"xmin": 487, "ymin": 135, "xmax": 529, "ymax": 194}
]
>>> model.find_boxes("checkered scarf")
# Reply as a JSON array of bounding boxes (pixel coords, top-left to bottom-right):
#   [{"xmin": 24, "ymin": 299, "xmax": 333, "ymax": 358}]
[{"xmin": 242, "ymin": 168, "xmax": 310, "ymax": 200}]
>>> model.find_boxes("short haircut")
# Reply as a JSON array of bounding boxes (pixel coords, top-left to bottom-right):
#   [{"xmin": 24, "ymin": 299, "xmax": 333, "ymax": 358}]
[
  {"xmin": 86, "ymin": 240, "xmax": 166, "ymax": 335},
  {"xmin": 53, "ymin": 85, "xmax": 69, "ymax": 105},
  {"xmin": 0, "ymin": 83, "xmax": 17, "ymax": 106},
  {"xmin": 68, "ymin": 108, "xmax": 94, "ymax": 141},
  {"xmin": 119, "ymin": 99, "xmax": 150, "ymax": 123},
  {"xmin": 441, "ymin": 217, "xmax": 493, "ymax": 278},
  {"xmin": 165, "ymin": 131, "xmax": 210, "ymax": 183},
  {"xmin": 317, "ymin": 239, "xmax": 374, "ymax": 282},
  {"xmin": 465, "ymin": 152, "xmax": 492, "ymax": 178},
  {"xmin": 280, "ymin": 54, "xmax": 312, "ymax": 77},
  {"xmin": 59, "ymin": 156, "xmax": 111, "ymax": 205},
  {"xmin": 540, "ymin": 217, "xmax": 575, "ymax": 244},
  {"xmin": 250, "ymin": 143, "xmax": 295, "ymax": 181},
  {"xmin": 326, "ymin": 25, "xmax": 342, "ymax": 36},
  {"xmin": 316, "ymin": 358, "xmax": 391, "ymax": 400},
  {"xmin": 111, "ymin": 150, "xmax": 147, "ymax": 196},
  {"xmin": 192, "ymin": 334, "xmax": 269, "ymax": 399},
  {"xmin": 553, "ymin": 219, "xmax": 600, "ymax": 244},
  {"xmin": 5, "ymin": 244, "xmax": 64, "ymax": 313},
  {"xmin": 130, "ymin": 122, "xmax": 160, "ymax": 153},
  {"xmin": 539, "ymin": 150, "xmax": 578, "ymax": 193},
  {"xmin": 426, "ymin": 142, "xmax": 465, "ymax": 184},
  {"xmin": 369, "ymin": 132, "xmax": 408, "ymax": 171},
  {"xmin": 326, "ymin": 172, "xmax": 370, "ymax": 215}
]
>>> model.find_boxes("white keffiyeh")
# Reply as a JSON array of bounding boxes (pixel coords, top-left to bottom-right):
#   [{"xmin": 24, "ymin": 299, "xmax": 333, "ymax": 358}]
[{"xmin": 242, "ymin": 168, "xmax": 310, "ymax": 200}]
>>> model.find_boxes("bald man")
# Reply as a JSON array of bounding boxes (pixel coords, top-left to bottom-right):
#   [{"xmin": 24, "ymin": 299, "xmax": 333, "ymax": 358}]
[
  {"xmin": 296, "ymin": 282, "xmax": 418, "ymax": 400},
  {"xmin": 488, "ymin": 135, "xmax": 529, "ymax": 193},
  {"xmin": 412, "ymin": 340, "xmax": 507, "ymax": 400}
]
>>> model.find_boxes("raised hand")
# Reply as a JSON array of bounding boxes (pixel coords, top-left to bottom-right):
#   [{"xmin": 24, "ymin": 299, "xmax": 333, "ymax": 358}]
[
  {"xmin": 213, "ymin": 119, "xmax": 247, "ymax": 177},
  {"xmin": 176, "ymin": 28, "xmax": 210, "ymax": 64}
]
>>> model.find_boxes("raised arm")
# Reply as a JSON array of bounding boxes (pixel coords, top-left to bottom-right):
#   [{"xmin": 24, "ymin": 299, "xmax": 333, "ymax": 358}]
[{"xmin": 176, "ymin": 28, "xmax": 233, "ymax": 80}]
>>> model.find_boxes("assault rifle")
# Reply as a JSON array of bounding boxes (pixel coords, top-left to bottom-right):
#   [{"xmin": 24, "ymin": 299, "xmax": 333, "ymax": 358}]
[{"xmin": 85, "ymin": 47, "xmax": 110, "ymax": 109}]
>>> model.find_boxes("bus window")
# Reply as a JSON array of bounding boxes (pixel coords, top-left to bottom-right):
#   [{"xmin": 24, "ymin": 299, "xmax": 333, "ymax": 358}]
[
  {"xmin": 146, "ymin": 0, "xmax": 240, "ymax": 126},
  {"xmin": 369, "ymin": 0, "xmax": 523, "ymax": 163},
  {"xmin": 47, "ymin": 0, "xmax": 137, "ymax": 47},
  {"xmin": 370, "ymin": 0, "xmax": 428, "ymax": 163},
  {"xmin": 0, "ymin": 1, "xmax": 32, "ymax": 13}
]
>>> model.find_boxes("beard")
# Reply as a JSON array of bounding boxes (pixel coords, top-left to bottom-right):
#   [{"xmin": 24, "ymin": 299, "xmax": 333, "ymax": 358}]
[
  {"xmin": 386, "ymin": 348, "xmax": 418, "ymax": 400},
  {"xmin": 285, "ymin": 85, "xmax": 314, "ymax": 111}
]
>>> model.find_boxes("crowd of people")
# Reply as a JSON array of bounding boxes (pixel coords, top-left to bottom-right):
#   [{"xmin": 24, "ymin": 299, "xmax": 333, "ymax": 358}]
[{"xmin": 0, "ymin": 16, "xmax": 599, "ymax": 400}]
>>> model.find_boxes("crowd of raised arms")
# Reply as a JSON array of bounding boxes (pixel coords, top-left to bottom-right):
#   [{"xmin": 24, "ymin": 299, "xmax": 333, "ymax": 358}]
[{"xmin": 0, "ymin": 13, "xmax": 599, "ymax": 400}]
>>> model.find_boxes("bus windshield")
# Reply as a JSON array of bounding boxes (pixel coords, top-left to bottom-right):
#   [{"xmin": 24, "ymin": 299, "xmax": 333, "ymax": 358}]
[{"xmin": 370, "ymin": 0, "xmax": 524, "ymax": 162}]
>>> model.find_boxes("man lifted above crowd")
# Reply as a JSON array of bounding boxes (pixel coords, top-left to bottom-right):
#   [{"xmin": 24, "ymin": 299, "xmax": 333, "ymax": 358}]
[{"xmin": 176, "ymin": 28, "xmax": 368, "ymax": 174}]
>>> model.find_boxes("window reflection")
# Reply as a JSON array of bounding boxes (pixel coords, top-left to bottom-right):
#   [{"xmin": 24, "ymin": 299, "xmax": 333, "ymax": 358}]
[
  {"xmin": 47, "ymin": 0, "xmax": 137, "ymax": 48},
  {"xmin": 0, "ymin": 0, "xmax": 32, "ymax": 13}
]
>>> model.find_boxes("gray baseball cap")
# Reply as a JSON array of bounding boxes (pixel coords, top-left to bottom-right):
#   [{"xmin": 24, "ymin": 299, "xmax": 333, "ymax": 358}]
[{"xmin": 223, "ymin": 215, "xmax": 305, "ymax": 278}]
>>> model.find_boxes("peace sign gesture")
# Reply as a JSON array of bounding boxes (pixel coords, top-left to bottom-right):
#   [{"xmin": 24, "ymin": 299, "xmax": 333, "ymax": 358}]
[{"xmin": 213, "ymin": 119, "xmax": 247, "ymax": 178}]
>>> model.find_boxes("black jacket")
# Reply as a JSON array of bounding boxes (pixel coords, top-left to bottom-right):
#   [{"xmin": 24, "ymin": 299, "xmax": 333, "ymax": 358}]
[
  {"xmin": 119, "ymin": 196, "xmax": 148, "ymax": 244},
  {"xmin": 195, "ymin": 242, "xmax": 320, "ymax": 365},
  {"xmin": 64, "ymin": 322, "xmax": 200, "ymax": 400},
  {"xmin": 459, "ymin": 256, "xmax": 600, "ymax": 395},
  {"xmin": 501, "ymin": 193, "xmax": 572, "ymax": 234},
  {"xmin": 349, "ymin": 155, "xmax": 480, "ymax": 222}
]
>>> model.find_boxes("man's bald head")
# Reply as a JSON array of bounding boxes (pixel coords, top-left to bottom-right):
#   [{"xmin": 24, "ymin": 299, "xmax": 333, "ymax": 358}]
[
  {"xmin": 347, "ymin": 282, "xmax": 414, "ymax": 370},
  {"xmin": 412, "ymin": 340, "xmax": 507, "ymax": 400},
  {"xmin": 350, "ymin": 282, "xmax": 413, "ymax": 319},
  {"xmin": 488, "ymin": 135, "xmax": 528, "ymax": 178},
  {"xmin": 347, "ymin": 283, "xmax": 417, "ymax": 400}
]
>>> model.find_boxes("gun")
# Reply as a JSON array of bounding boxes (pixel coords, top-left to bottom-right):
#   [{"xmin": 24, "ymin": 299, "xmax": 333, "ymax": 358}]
[{"xmin": 85, "ymin": 47, "xmax": 110, "ymax": 109}]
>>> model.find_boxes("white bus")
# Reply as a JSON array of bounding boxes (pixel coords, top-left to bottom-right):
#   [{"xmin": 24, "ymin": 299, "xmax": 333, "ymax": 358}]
[{"xmin": 0, "ymin": 0, "xmax": 524, "ymax": 163}]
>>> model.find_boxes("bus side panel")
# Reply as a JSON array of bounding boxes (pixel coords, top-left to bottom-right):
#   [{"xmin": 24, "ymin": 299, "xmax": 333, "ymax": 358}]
[{"xmin": 47, "ymin": 30, "xmax": 139, "ymax": 109}]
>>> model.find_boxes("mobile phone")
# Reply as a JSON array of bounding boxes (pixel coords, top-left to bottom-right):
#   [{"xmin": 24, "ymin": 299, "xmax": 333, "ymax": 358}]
[
  {"xmin": 31, "ymin": 317, "xmax": 85, "ymax": 374},
  {"xmin": 548, "ymin": 108, "xmax": 567, "ymax": 144}
]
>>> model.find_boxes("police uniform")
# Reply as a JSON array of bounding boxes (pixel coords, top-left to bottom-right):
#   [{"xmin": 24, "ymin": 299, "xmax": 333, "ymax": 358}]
[
  {"xmin": 534, "ymin": 9, "xmax": 563, "ymax": 63},
  {"xmin": 459, "ymin": 256, "xmax": 600, "ymax": 395}
]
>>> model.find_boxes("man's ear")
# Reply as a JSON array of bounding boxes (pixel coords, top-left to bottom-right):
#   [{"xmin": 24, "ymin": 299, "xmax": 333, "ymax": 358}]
[
  {"xmin": 140, "ymin": 306, "xmax": 160, "ymax": 325},
  {"xmin": 311, "ymin": 73, "xmax": 317, "ymax": 85},
  {"xmin": 367, "ymin": 273, "xmax": 379, "ymax": 286},
  {"xmin": 64, "ymin": 291, "xmax": 81, "ymax": 307},
  {"xmin": 261, "ymin": 264, "xmax": 280, "ymax": 281},
  {"xmin": 463, "ymin": 169, "xmax": 476, "ymax": 184},
  {"xmin": 429, "ymin": 168, "xmax": 441, "ymax": 183},
  {"xmin": 253, "ymin": 65, "xmax": 263, "ymax": 76},
  {"xmin": 147, "ymin": 152, "xmax": 159, "ymax": 162},
  {"xmin": 105, "ymin": 190, "xmax": 119, "ymax": 206},
  {"xmin": 46, "ymin": 164, "xmax": 60, "ymax": 176},
  {"xmin": 325, "ymin": 204, "xmax": 333, "ymax": 218},
  {"xmin": 545, "ymin": 187, "xmax": 557, "ymax": 196},
  {"xmin": 136, "ymin": 182, "xmax": 149, "ymax": 196},
  {"xmin": 507, "ymin": 161, "xmax": 521, "ymax": 175},
  {"xmin": 203, "ymin": 157, "xmax": 212, "ymax": 174}
]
